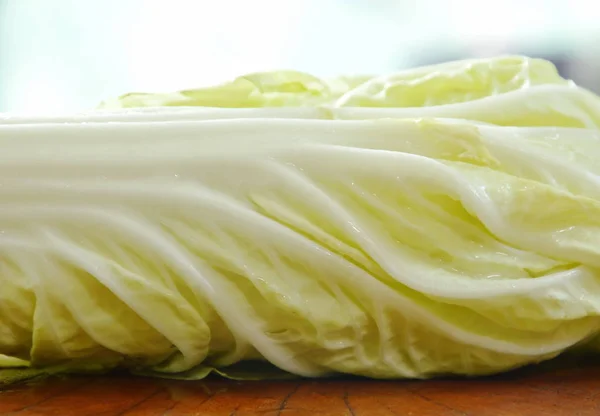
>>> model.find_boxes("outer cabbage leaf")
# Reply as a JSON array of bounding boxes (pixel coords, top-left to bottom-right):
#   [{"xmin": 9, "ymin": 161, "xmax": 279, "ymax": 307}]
[
  {"xmin": 2, "ymin": 116, "xmax": 600, "ymax": 382},
  {"xmin": 98, "ymin": 71, "xmax": 370, "ymax": 109},
  {"xmin": 98, "ymin": 56, "xmax": 600, "ymax": 128},
  {"xmin": 334, "ymin": 56, "xmax": 569, "ymax": 107}
]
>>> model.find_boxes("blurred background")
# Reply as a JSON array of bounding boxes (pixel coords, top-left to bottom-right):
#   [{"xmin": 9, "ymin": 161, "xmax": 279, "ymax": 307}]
[{"xmin": 0, "ymin": 0, "xmax": 598, "ymax": 113}]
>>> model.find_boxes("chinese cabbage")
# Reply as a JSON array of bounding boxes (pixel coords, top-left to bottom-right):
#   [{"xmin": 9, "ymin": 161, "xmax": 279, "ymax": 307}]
[{"xmin": 3, "ymin": 57, "xmax": 600, "ymax": 384}]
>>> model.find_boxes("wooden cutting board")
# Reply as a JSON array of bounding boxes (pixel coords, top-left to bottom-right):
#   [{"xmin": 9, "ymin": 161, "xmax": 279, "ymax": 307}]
[{"xmin": 1, "ymin": 361, "xmax": 599, "ymax": 415}]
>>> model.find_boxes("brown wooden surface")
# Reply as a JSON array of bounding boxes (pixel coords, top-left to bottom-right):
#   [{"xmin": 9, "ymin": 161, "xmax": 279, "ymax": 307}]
[{"xmin": 2, "ymin": 362, "xmax": 600, "ymax": 416}]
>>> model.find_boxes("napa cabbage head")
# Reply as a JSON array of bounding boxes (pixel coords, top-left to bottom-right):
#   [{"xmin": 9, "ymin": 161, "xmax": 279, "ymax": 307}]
[{"xmin": 2, "ymin": 56, "xmax": 600, "ymax": 385}]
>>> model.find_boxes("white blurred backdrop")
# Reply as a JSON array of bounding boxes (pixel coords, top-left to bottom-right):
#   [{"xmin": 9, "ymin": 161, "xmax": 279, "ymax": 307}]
[{"xmin": 0, "ymin": 0, "xmax": 598, "ymax": 112}]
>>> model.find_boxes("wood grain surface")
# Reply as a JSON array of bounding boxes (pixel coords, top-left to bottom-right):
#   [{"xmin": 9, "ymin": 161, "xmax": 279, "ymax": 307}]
[{"xmin": 2, "ymin": 360, "xmax": 600, "ymax": 416}]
